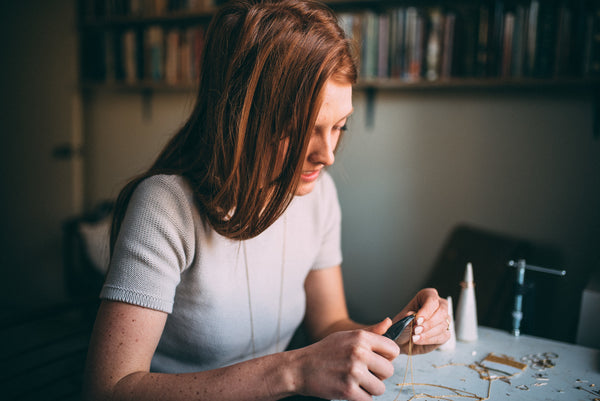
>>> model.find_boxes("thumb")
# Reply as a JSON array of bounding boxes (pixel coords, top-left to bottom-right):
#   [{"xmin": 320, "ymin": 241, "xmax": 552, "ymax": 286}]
[{"xmin": 365, "ymin": 317, "xmax": 393, "ymax": 335}]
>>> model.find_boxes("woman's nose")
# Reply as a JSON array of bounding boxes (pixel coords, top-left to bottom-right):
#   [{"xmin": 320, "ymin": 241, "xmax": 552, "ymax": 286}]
[{"xmin": 307, "ymin": 131, "xmax": 335, "ymax": 166}]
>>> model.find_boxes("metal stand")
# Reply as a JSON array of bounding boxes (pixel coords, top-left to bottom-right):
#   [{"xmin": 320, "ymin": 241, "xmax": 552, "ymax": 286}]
[{"xmin": 507, "ymin": 259, "xmax": 566, "ymax": 336}]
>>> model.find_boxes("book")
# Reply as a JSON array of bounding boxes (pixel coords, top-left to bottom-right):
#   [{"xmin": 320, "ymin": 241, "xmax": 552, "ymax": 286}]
[
  {"xmin": 389, "ymin": 7, "xmax": 405, "ymax": 79},
  {"xmin": 501, "ymin": 12, "xmax": 514, "ymax": 77},
  {"xmin": 191, "ymin": 26, "xmax": 205, "ymax": 83},
  {"xmin": 441, "ymin": 11, "xmax": 456, "ymax": 79},
  {"xmin": 554, "ymin": 4, "xmax": 572, "ymax": 76},
  {"xmin": 535, "ymin": 1, "xmax": 558, "ymax": 78},
  {"xmin": 415, "ymin": 12, "xmax": 425, "ymax": 80},
  {"xmin": 104, "ymin": 31, "xmax": 116, "ymax": 83},
  {"xmin": 122, "ymin": 30, "xmax": 138, "ymax": 84},
  {"xmin": 80, "ymin": 30, "xmax": 107, "ymax": 81},
  {"xmin": 362, "ymin": 10, "xmax": 379, "ymax": 79},
  {"xmin": 129, "ymin": 0, "xmax": 143, "ymax": 16},
  {"xmin": 453, "ymin": 5, "xmax": 479, "ymax": 77},
  {"xmin": 165, "ymin": 29, "xmax": 181, "ymax": 84},
  {"xmin": 378, "ymin": 13, "xmax": 390, "ymax": 79},
  {"xmin": 155, "ymin": 0, "xmax": 168, "ymax": 16},
  {"xmin": 338, "ymin": 12, "xmax": 364, "ymax": 78},
  {"xmin": 488, "ymin": 0, "xmax": 504, "ymax": 77},
  {"xmin": 145, "ymin": 26, "xmax": 165, "ymax": 81},
  {"xmin": 476, "ymin": 5, "xmax": 490, "ymax": 77},
  {"xmin": 404, "ymin": 7, "xmax": 423, "ymax": 81},
  {"xmin": 179, "ymin": 28, "xmax": 193, "ymax": 84},
  {"xmin": 511, "ymin": 5, "xmax": 527, "ymax": 78},
  {"xmin": 426, "ymin": 8, "xmax": 444, "ymax": 81},
  {"xmin": 525, "ymin": 0, "xmax": 539, "ymax": 76},
  {"xmin": 584, "ymin": 0, "xmax": 600, "ymax": 76},
  {"xmin": 82, "ymin": 0, "xmax": 600, "ymax": 85},
  {"xmin": 338, "ymin": 12, "xmax": 355, "ymax": 40}
]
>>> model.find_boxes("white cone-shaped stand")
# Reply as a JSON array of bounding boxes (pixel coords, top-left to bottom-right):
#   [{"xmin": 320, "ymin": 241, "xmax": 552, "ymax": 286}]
[
  {"xmin": 438, "ymin": 295, "xmax": 456, "ymax": 351},
  {"xmin": 455, "ymin": 262, "xmax": 478, "ymax": 342}
]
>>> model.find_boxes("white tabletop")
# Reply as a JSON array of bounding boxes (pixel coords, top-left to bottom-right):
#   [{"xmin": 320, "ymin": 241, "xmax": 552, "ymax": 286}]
[{"xmin": 373, "ymin": 326, "xmax": 600, "ymax": 401}]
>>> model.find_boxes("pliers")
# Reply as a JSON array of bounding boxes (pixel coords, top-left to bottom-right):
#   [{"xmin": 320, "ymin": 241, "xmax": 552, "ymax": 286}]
[{"xmin": 382, "ymin": 314, "xmax": 415, "ymax": 341}]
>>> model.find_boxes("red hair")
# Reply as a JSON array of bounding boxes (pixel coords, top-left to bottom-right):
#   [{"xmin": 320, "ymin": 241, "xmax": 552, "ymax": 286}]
[{"xmin": 111, "ymin": 0, "xmax": 357, "ymax": 248}]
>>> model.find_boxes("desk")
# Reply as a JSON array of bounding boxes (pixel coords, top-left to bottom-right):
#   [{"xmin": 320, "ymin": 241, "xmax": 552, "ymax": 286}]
[{"xmin": 374, "ymin": 327, "xmax": 600, "ymax": 401}]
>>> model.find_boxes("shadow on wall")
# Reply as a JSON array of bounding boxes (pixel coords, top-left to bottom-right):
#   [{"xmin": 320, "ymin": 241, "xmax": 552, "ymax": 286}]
[
  {"xmin": 426, "ymin": 224, "xmax": 585, "ymax": 343},
  {"xmin": 62, "ymin": 201, "xmax": 113, "ymax": 302}
]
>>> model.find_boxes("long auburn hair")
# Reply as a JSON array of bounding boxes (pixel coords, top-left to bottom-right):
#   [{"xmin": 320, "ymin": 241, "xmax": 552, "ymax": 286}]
[{"xmin": 110, "ymin": 0, "xmax": 357, "ymax": 250}]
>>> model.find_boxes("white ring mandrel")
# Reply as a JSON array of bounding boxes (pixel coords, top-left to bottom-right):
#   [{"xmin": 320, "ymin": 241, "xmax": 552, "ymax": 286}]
[{"xmin": 455, "ymin": 263, "xmax": 478, "ymax": 342}]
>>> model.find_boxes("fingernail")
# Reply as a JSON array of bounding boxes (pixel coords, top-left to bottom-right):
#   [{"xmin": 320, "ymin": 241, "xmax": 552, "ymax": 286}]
[
  {"xmin": 414, "ymin": 326, "xmax": 423, "ymax": 334},
  {"xmin": 417, "ymin": 317, "xmax": 424, "ymax": 325},
  {"xmin": 412, "ymin": 335, "xmax": 420, "ymax": 342}
]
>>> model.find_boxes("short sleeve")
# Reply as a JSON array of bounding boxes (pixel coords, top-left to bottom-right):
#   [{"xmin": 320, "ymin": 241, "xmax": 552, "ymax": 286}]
[
  {"xmin": 100, "ymin": 175, "xmax": 196, "ymax": 313},
  {"xmin": 311, "ymin": 172, "xmax": 343, "ymax": 270}
]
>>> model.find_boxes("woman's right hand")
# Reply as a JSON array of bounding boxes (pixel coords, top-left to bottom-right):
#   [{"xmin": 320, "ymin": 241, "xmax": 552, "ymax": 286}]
[{"xmin": 288, "ymin": 318, "xmax": 399, "ymax": 401}]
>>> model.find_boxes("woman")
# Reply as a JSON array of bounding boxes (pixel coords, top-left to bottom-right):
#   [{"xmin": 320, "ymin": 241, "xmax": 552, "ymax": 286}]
[{"xmin": 83, "ymin": 1, "xmax": 450, "ymax": 400}]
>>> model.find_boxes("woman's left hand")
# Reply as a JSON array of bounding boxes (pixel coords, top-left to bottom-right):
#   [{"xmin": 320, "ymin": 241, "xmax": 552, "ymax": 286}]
[{"xmin": 392, "ymin": 288, "xmax": 451, "ymax": 355}]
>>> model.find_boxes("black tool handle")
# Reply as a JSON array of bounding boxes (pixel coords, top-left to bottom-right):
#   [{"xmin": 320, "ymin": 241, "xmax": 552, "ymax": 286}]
[{"xmin": 382, "ymin": 314, "xmax": 415, "ymax": 340}]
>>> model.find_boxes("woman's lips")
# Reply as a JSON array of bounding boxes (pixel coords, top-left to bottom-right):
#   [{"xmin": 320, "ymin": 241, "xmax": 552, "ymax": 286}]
[{"xmin": 300, "ymin": 169, "xmax": 320, "ymax": 182}]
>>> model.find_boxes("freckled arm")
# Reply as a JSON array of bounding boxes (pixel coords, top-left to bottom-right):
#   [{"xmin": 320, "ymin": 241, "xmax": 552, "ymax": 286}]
[{"xmin": 83, "ymin": 300, "xmax": 299, "ymax": 401}]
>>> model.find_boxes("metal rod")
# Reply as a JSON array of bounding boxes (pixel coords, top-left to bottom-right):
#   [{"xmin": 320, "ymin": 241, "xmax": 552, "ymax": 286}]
[
  {"xmin": 507, "ymin": 260, "xmax": 566, "ymax": 276},
  {"xmin": 512, "ymin": 261, "xmax": 525, "ymax": 337}
]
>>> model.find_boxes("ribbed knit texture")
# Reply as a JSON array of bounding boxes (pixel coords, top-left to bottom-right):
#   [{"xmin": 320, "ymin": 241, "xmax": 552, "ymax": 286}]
[{"xmin": 101, "ymin": 173, "xmax": 342, "ymax": 373}]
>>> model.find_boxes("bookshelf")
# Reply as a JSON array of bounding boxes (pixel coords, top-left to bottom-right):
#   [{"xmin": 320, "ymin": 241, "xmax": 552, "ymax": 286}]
[
  {"xmin": 78, "ymin": 0, "xmax": 600, "ymax": 88},
  {"xmin": 77, "ymin": 0, "xmax": 600, "ymax": 132}
]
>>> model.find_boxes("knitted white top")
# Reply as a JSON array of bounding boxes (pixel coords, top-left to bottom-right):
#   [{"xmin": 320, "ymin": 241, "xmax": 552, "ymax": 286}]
[{"xmin": 100, "ymin": 173, "xmax": 342, "ymax": 373}]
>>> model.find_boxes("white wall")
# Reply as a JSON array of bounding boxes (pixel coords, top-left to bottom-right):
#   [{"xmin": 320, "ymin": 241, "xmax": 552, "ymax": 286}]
[
  {"xmin": 85, "ymin": 89, "xmax": 600, "ymax": 335},
  {"xmin": 331, "ymin": 90, "xmax": 600, "ymax": 324},
  {"xmin": 83, "ymin": 91, "xmax": 195, "ymax": 203}
]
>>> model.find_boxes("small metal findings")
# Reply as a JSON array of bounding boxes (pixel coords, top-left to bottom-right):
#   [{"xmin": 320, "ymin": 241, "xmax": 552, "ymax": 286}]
[{"xmin": 521, "ymin": 352, "xmax": 558, "ymax": 371}]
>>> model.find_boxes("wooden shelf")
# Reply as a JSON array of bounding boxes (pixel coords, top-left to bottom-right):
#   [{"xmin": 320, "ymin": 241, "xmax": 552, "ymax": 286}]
[
  {"xmin": 81, "ymin": 77, "xmax": 600, "ymax": 93},
  {"xmin": 355, "ymin": 77, "xmax": 600, "ymax": 91},
  {"xmin": 80, "ymin": 10, "xmax": 216, "ymax": 29},
  {"xmin": 81, "ymin": 80, "xmax": 197, "ymax": 92}
]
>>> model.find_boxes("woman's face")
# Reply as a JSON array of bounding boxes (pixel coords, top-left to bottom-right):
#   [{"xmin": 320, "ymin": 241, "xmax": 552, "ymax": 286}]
[{"xmin": 295, "ymin": 78, "xmax": 353, "ymax": 196}]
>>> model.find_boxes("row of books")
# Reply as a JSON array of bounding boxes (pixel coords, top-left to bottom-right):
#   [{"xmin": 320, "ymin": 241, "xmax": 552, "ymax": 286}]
[
  {"xmin": 339, "ymin": 0, "xmax": 600, "ymax": 81},
  {"xmin": 80, "ymin": 0, "xmax": 600, "ymax": 85},
  {"xmin": 82, "ymin": 25, "xmax": 206, "ymax": 85},
  {"xmin": 80, "ymin": 0, "xmax": 220, "ymax": 19}
]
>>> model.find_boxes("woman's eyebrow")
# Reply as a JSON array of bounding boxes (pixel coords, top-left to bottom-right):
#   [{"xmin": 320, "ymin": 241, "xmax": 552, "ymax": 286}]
[
  {"xmin": 314, "ymin": 108, "xmax": 354, "ymax": 129},
  {"xmin": 334, "ymin": 109, "xmax": 354, "ymax": 124}
]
